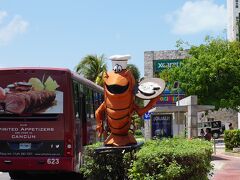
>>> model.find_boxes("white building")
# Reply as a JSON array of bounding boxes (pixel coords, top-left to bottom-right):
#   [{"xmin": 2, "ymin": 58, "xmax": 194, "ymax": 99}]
[
  {"xmin": 227, "ymin": 1, "xmax": 240, "ymax": 129},
  {"xmin": 227, "ymin": 0, "xmax": 240, "ymax": 41}
]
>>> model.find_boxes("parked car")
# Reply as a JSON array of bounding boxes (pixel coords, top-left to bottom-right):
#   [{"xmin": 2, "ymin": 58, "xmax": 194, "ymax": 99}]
[{"xmin": 198, "ymin": 121, "xmax": 225, "ymax": 139}]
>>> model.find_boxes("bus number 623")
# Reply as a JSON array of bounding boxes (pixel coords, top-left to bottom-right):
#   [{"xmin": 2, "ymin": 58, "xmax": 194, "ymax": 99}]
[{"xmin": 47, "ymin": 158, "xmax": 59, "ymax": 165}]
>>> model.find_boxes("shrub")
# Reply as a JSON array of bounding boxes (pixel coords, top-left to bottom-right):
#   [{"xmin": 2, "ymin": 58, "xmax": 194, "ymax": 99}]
[
  {"xmin": 128, "ymin": 138, "xmax": 213, "ymax": 180},
  {"xmin": 224, "ymin": 129, "xmax": 240, "ymax": 150},
  {"xmin": 134, "ymin": 129, "xmax": 143, "ymax": 137},
  {"xmin": 80, "ymin": 142, "xmax": 133, "ymax": 179},
  {"xmin": 81, "ymin": 138, "xmax": 213, "ymax": 180},
  {"xmin": 79, "ymin": 142, "xmax": 101, "ymax": 178}
]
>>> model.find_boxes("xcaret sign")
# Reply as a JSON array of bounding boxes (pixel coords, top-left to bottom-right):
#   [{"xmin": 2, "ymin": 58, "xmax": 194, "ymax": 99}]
[{"xmin": 153, "ymin": 59, "xmax": 181, "ymax": 73}]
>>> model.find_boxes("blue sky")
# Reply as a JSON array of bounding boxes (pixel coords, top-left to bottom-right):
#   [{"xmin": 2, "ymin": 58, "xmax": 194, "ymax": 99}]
[{"xmin": 0, "ymin": 0, "xmax": 227, "ymax": 76}]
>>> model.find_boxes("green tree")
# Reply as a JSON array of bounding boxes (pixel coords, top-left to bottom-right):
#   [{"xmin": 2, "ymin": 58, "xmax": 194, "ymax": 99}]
[
  {"xmin": 75, "ymin": 54, "xmax": 107, "ymax": 86},
  {"xmin": 132, "ymin": 112, "xmax": 143, "ymax": 129},
  {"xmin": 160, "ymin": 38, "xmax": 240, "ymax": 110},
  {"xmin": 125, "ymin": 64, "xmax": 144, "ymax": 107},
  {"xmin": 126, "ymin": 64, "xmax": 140, "ymax": 82}
]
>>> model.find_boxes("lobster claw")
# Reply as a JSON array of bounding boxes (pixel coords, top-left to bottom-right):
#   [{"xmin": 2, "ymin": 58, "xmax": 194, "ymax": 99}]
[{"xmin": 96, "ymin": 123, "xmax": 103, "ymax": 138}]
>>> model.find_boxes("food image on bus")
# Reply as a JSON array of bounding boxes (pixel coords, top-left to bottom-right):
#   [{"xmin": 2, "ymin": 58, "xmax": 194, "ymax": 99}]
[{"xmin": 0, "ymin": 75, "xmax": 63, "ymax": 114}]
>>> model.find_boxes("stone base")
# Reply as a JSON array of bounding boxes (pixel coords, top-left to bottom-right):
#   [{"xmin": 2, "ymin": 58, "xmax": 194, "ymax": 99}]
[{"xmin": 95, "ymin": 142, "xmax": 144, "ymax": 154}]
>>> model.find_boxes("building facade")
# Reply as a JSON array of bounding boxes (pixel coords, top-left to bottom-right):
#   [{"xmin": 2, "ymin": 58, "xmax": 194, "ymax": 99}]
[
  {"xmin": 227, "ymin": 0, "xmax": 240, "ymax": 130},
  {"xmin": 143, "ymin": 50, "xmax": 238, "ymax": 139},
  {"xmin": 144, "ymin": 50, "xmax": 189, "ymax": 139},
  {"xmin": 227, "ymin": 0, "xmax": 240, "ymax": 41}
]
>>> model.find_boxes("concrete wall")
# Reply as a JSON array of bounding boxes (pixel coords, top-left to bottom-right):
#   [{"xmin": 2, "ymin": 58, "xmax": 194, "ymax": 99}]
[
  {"xmin": 144, "ymin": 50, "xmax": 189, "ymax": 78},
  {"xmin": 206, "ymin": 108, "xmax": 238, "ymax": 129},
  {"xmin": 227, "ymin": 0, "xmax": 240, "ymax": 41}
]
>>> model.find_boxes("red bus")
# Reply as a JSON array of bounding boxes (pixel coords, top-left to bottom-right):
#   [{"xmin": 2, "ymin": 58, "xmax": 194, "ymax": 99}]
[{"xmin": 0, "ymin": 67, "xmax": 103, "ymax": 179}]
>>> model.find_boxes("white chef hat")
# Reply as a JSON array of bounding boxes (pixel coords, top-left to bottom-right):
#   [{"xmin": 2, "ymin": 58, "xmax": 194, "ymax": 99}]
[{"xmin": 109, "ymin": 54, "xmax": 131, "ymax": 72}]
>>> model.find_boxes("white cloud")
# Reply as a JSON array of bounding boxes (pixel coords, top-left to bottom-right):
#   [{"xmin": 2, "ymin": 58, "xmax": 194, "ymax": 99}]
[
  {"xmin": 166, "ymin": 0, "xmax": 227, "ymax": 35},
  {"xmin": 0, "ymin": 11, "xmax": 29, "ymax": 45},
  {"xmin": 0, "ymin": 11, "xmax": 7, "ymax": 24}
]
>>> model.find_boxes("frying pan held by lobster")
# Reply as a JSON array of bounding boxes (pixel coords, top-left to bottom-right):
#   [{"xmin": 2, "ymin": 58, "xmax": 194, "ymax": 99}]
[{"xmin": 95, "ymin": 55, "xmax": 165, "ymax": 146}]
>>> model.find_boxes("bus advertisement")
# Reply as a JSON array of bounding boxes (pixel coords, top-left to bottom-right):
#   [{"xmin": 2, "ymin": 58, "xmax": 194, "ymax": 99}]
[{"xmin": 0, "ymin": 67, "xmax": 103, "ymax": 179}]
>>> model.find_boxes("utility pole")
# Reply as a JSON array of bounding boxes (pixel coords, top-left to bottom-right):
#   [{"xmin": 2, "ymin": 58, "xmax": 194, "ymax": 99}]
[
  {"xmin": 177, "ymin": 86, "xmax": 180, "ymax": 135},
  {"xmin": 174, "ymin": 81, "xmax": 180, "ymax": 135}
]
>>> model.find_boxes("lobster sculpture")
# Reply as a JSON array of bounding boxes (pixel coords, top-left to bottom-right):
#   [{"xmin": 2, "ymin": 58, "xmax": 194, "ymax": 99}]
[{"xmin": 95, "ymin": 55, "xmax": 165, "ymax": 146}]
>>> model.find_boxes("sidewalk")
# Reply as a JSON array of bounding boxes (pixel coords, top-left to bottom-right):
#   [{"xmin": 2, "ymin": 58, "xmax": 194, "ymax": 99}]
[{"xmin": 211, "ymin": 145, "xmax": 240, "ymax": 180}]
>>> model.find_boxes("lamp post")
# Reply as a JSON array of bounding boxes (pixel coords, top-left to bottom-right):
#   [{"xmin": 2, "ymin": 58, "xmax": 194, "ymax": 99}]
[{"xmin": 173, "ymin": 81, "xmax": 180, "ymax": 135}]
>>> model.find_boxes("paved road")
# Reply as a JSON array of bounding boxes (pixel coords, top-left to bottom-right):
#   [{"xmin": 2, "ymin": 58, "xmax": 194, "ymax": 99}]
[
  {"xmin": 212, "ymin": 152, "xmax": 240, "ymax": 180},
  {"xmin": 211, "ymin": 139, "xmax": 240, "ymax": 180},
  {"xmin": 0, "ymin": 172, "xmax": 11, "ymax": 180},
  {"xmin": 0, "ymin": 172, "xmax": 84, "ymax": 180}
]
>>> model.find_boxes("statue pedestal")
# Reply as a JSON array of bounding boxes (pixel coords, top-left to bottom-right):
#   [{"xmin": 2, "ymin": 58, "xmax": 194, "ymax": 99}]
[
  {"xmin": 91, "ymin": 142, "xmax": 144, "ymax": 179},
  {"xmin": 95, "ymin": 142, "xmax": 144, "ymax": 154}
]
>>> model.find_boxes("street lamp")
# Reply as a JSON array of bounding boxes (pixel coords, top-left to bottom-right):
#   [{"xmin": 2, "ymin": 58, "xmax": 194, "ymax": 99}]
[{"xmin": 173, "ymin": 81, "xmax": 180, "ymax": 135}]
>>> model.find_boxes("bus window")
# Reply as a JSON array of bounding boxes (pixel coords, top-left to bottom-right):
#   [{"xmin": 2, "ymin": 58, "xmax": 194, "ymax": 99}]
[
  {"xmin": 73, "ymin": 81, "xmax": 80, "ymax": 119},
  {"xmin": 79, "ymin": 83, "xmax": 83, "ymax": 93},
  {"xmin": 84, "ymin": 87, "xmax": 94, "ymax": 119},
  {"xmin": 92, "ymin": 92, "xmax": 104, "ymax": 118},
  {"xmin": 94, "ymin": 92, "xmax": 102, "ymax": 107}
]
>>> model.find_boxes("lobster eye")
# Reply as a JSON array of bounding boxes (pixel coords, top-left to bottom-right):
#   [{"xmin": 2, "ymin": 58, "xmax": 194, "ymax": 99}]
[
  {"xmin": 117, "ymin": 65, "xmax": 122, "ymax": 72},
  {"xmin": 113, "ymin": 64, "xmax": 123, "ymax": 73},
  {"xmin": 113, "ymin": 65, "xmax": 118, "ymax": 72}
]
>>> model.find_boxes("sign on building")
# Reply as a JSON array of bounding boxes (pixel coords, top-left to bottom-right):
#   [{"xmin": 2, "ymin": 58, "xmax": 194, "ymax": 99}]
[
  {"xmin": 157, "ymin": 93, "xmax": 185, "ymax": 105},
  {"xmin": 144, "ymin": 112, "xmax": 152, "ymax": 120},
  {"xmin": 153, "ymin": 59, "xmax": 182, "ymax": 73},
  {"xmin": 152, "ymin": 114, "xmax": 172, "ymax": 138}
]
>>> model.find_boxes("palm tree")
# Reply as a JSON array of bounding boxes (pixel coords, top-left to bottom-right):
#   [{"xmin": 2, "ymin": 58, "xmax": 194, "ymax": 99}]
[
  {"xmin": 126, "ymin": 64, "xmax": 143, "ymax": 106},
  {"xmin": 75, "ymin": 54, "xmax": 107, "ymax": 86},
  {"xmin": 126, "ymin": 64, "xmax": 140, "ymax": 82}
]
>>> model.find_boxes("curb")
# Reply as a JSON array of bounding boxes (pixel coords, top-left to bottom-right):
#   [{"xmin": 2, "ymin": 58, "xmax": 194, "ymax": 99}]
[{"xmin": 224, "ymin": 151, "xmax": 240, "ymax": 158}]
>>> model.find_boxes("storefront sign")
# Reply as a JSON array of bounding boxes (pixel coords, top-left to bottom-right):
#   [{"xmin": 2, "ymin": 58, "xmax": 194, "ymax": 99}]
[
  {"xmin": 152, "ymin": 114, "xmax": 172, "ymax": 138},
  {"xmin": 154, "ymin": 59, "xmax": 182, "ymax": 73},
  {"xmin": 157, "ymin": 93, "xmax": 185, "ymax": 105},
  {"xmin": 144, "ymin": 112, "xmax": 152, "ymax": 120}
]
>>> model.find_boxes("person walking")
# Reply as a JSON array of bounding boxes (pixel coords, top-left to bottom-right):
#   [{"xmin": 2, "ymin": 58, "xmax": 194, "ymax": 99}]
[
  {"xmin": 200, "ymin": 129, "xmax": 205, "ymax": 139},
  {"xmin": 204, "ymin": 128, "xmax": 212, "ymax": 141},
  {"xmin": 229, "ymin": 123, "xmax": 234, "ymax": 130}
]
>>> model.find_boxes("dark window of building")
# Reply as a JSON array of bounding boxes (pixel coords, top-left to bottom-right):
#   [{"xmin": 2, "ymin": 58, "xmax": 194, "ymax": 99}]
[{"xmin": 237, "ymin": 13, "xmax": 240, "ymax": 40}]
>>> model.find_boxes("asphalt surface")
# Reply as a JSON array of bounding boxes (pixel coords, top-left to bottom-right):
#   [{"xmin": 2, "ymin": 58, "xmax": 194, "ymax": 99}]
[
  {"xmin": 0, "ymin": 172, "xmax": 85, "ymax": 180},
  {"xmin": 211, "ymin": 151, "xmax": 240, "ymax": 180},
  {"xmin": 210, "ymin": 138, "xmax": 240, "ymax": 180},
  {"xmin": 0, "ymin": 172, "xmax": 11, "ymax": 180}
]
